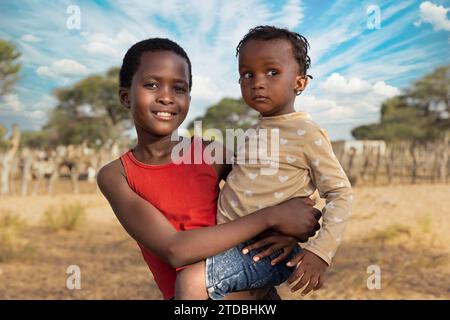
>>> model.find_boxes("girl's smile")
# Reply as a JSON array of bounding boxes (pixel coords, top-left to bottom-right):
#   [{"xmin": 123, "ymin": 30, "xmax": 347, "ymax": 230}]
[{"xmin": 151, "ymin": 110, "xmax": 178, "ymax": 121}]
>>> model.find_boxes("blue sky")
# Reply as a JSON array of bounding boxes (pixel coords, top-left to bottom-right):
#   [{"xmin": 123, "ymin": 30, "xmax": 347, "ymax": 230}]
[{"xmin": 0, "ymin": 0, "xmax": 449, "ymax": 140}]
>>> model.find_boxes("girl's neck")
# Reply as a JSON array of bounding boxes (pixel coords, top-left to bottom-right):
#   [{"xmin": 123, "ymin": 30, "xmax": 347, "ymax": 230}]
[{"xmin": 133, "ymin": 131, "xmax": 180, "ymax": 165}]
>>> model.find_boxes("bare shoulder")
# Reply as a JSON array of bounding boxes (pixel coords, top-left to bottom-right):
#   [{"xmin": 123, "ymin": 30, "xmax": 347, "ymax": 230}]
[{"xmin": 97, "ymin": 159, "xmax": 126, "ymax": 190}]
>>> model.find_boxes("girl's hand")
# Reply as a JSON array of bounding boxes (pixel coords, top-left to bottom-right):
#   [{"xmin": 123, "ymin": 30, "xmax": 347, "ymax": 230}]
[{"xmin": 242, "ymin": 230, "xmax": 299, "ymax": 265}]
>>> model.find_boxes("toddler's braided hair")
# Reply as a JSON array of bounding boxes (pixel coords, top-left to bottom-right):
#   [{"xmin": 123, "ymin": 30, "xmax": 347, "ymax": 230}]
[{"xmin": 236, "ymin": 25, "xmax": 313, "ymax": 79}]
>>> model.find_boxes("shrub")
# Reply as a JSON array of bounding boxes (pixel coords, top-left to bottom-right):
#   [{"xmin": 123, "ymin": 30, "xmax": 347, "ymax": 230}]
[
  {"xmin": 42, "ymin": 203, "xmax": 86, "ymax": 232},
  {"xmin": 0, "ymin": 210, "xmax": 32, "ymax": 261}
]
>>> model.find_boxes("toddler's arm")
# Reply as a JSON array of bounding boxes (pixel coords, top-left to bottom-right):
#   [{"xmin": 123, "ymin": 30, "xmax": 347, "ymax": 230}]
[{"xmin": 301, "ymin": 124, "xmax": 353, "ymax": 265}]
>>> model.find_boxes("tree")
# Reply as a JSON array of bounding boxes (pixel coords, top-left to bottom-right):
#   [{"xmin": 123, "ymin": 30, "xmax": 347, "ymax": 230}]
[
  {"xmin": 43, "ymin": 101, "xmax": 117, "ymax": 147},
  {"xmin": 352, "ymin": 64, "xmax": 450, "ymax": 141},
  {"xmin": 44, "ymin": 67, "xmax": 130, "ymax": 147},
  {"xmin": 408, "ymin": 64, "xmax": 450, "ymax": 130},
  {"xmin": 0, "ymin": 39, "xmax": 21, "ymax": 97},
  {"xmin": 351, "ymin": 96, "xmax": 434, "ymax": 142},
  {"xmin": 0, "ymin": 40, "xmax": 21, "ymax": 150},
  {"xmin": 20, "ymin": 130, "xmax": 50, "ymax": 149},
  {"xmin": 0, "ymin": 123, "xmax": 8, "ymax": 151}
]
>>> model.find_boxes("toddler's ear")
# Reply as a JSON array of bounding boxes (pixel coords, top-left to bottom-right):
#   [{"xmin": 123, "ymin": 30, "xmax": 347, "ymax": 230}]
[
  {"xmin": 118, "ymin": 88, "xmax": 131, "ymax": 109},
  {"xmin": 294, "ymin": 75, "xmax": 309, "ymax": 93}
]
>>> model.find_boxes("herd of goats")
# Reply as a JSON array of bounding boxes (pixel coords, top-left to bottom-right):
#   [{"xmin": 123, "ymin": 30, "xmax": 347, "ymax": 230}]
[{"xmin": 0, "ymin": 124, "xmax": 121, "ymax": 196}]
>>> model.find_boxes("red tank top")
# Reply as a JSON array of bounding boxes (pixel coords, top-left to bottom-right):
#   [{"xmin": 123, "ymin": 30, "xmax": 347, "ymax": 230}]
[{"xmin": 120, "ymin": 137, "xmax": 219, "ymax": 299}]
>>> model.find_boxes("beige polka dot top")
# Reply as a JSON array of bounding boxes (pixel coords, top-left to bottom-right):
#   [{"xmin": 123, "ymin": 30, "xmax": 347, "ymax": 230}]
[{"xmin": 217, "ymin": 111, "xmax": 353, "ymax": 265}]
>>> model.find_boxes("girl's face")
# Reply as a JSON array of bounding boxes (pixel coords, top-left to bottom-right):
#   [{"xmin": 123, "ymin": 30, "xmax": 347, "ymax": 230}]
[
  {"xmin": 238, "ymin": 38, "xmax": 307, "ymax": 117},
  {"xmin": 120, "ymin": 51, "xmax": 190, "ymax": 137}
]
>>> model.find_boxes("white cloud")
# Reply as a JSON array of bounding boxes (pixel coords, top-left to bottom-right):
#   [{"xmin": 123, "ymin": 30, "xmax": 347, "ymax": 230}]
[
  {"xmin": 1, "ymin": 94, "xmax": 25, "ymax": 112},
  {"xmin": 26, "ymin": 110, "xmax": 45, "ymax": 119},
  {"xmin": 297, "ymin": 73, "xmax": 401, "ymax": 132},
  {"xmin": 323, "ymin": 73, "xmax": 372, "ymax": 94},
  {"xmin": 0, "ymin": 94, "xmax": 46, "ymax": 120},
  {"xmin": 298, "ymin": 95, "xmax": 338, "ymax": 112},
  {"xmin": 373, "ymin": 81, "xmax": 401, "ymax": 97},
  {"xmin": 322, "ymin": 73, "xmax": 400, "ymax": 97},
  {"xmin": 21, "ymin": 34, "xmax": 41, "ymax": 43},
  {"xmin": 31, "ymin": 95, "xmax": 57, "ymax": 110},
  {"xmin": 36, "ymin": 59, "xmax": 88, "ymax": 78},
  {"xmin": 85, "ymin": 40, "xmax": 119, "ymax": 58},
  {"xmin": 82, "ymin": 29, "xmax": 139, "ymax": 58},
  {"xmin": 116, "ymin": 0, "xmax": 182, "ymax": 21},
  {"xmin": 295, "ymin": 94, "xmax": 357, "ymax": 125},
  {"xmin": 191, "ymin": 75, "xmax": 222, "ymax": 101},
  {"xmin": 415, "ymin": 1, "xmax": 450, "ymax": 31},
  {"xmin": 271, "ymin": 0, "xmax": 304, "ymax": 29}
]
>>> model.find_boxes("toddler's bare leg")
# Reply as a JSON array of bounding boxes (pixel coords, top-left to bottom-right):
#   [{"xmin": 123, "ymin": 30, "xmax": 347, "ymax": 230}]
[{"xmin": 175, "ymin": 261, "xmax": 208, "ymax": 300}]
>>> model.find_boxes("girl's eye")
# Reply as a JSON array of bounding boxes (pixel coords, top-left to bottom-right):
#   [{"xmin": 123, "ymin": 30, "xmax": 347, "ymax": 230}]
[
  {"xmin": 242, "ymin": 72, "xmax": 253, "ymax": 79},
  {"xmin": 267, "ymin": 70, "xmax": 278, "ymax": 76},
  {"xmin": 174, "ymin": 86, "xmax": 187, "ymax": 93},
  {"xmin": 145, "ymin": 83, "xmax": 158, "ymax": 89}
]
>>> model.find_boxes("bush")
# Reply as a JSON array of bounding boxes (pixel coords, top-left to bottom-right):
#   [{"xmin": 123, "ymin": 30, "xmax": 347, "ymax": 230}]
[
  {"xmin": 373, "ymin": 224, "xmax": 411, "ymax": 242},
  {"xmin": 42, "ymin": 203, "xmax": 86, "ymax": 232},
  {"xmin": 0, "ymin": 210, "xmax": 32, "ymax": 261}
]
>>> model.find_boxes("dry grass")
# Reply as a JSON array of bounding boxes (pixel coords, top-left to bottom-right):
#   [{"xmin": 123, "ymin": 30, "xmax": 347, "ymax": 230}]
[
  {"xmin": 0, "ymin": 181, "xmax": 449, "ymax": 299},
  {"xmin": 372, "ymin": 224, "xmax": 411, "ymax": 242},
  {"xmin": 42, "ymin": 203, "xmax": 86, "ymax": 232},
  {"xmin": 279, "ymin": 184, "xmax": 450, "ymax": 300},
  {"xmin": 0, "ymin": 210, "xmax": 34, "ymax": 262}
]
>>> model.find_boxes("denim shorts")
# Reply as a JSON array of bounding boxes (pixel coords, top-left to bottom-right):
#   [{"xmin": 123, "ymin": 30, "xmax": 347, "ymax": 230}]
[{"xmin": 205, "ymin": 238, "xmax": 302, "ymax": 300}]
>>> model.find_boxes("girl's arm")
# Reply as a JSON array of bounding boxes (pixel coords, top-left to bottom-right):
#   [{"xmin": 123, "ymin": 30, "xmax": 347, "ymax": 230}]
[{"xmin": 97, "ymin": 159, "xmax": 320, "ymax": 268}]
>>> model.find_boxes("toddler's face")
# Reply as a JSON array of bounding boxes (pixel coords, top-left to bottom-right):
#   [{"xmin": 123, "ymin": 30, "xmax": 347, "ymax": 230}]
[
  {"xmin": 238, "ymin": 39, "xmax": 305, "ymax": 117},
  {"xmin": 121, "ymin": 51, "xmax": 190, "ymax": 137}
]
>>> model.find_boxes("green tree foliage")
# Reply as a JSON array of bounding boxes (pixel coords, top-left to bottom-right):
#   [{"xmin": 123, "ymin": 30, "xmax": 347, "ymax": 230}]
[
  {"xmin": 187, "ymin": 98, "xmax": 258, "ymax": 138},
  {"xmin": 0, "ymin": 39, "xmax": 21, "ymax": 97},
  {"xmin": 0, "ymin": 40, "xmax": 21, "ymax": 150},
  {"xmin": 352, "ymin": 65, "xmax": 450, "ymax": 141},
  {"xmin": 20, "ymin": 130, "xmax": 50, "ymax": 149},
  {"xmin": 44, "ymin": 67, "xmax": 129, "ymax": 147},
  {"xmin": 408, "ymin": 64, "xmax": 450, "ymax": 130}
]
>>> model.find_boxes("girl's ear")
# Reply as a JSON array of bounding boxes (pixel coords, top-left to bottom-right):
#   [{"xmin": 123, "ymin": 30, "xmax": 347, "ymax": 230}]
[
  {"xmin": 294, "ymin": 75, "xmax": 309, "ymax": 95},
  {"xmin": 118, "ymin": 88, "xmax": 130, "ymax": 109}
]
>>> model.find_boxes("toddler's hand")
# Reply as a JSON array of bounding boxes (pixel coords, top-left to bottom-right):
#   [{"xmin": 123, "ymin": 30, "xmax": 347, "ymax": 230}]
[
  {"xmin": 285, "ymin": 249, "xmax": 328, "ymax": 296},
  {"xmin": 271, "ymin": 197, "xmax": 321, "ymax": 241},
  {"xmin": 241, "ymin": 231, "xmax": 299, "ymax": 265}
]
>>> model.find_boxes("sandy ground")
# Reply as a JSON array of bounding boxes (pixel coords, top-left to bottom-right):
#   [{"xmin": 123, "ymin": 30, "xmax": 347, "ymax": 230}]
[{"xmin": 0, "ymin": 182, "xmax": 449, "ymax": 300}]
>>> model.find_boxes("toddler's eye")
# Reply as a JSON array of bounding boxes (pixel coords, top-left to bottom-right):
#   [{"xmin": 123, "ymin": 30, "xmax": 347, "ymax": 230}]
[
  {"xmin": 242, "ymin": 72, "xmax": 253, "ymax": 79},
  {"xmin": 145, "ymin": 83, "xmax": 158, "ymax": 89},
  {"xmin": 267, "ymin": 70, "xmax": 278, "ymax": 76}
]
